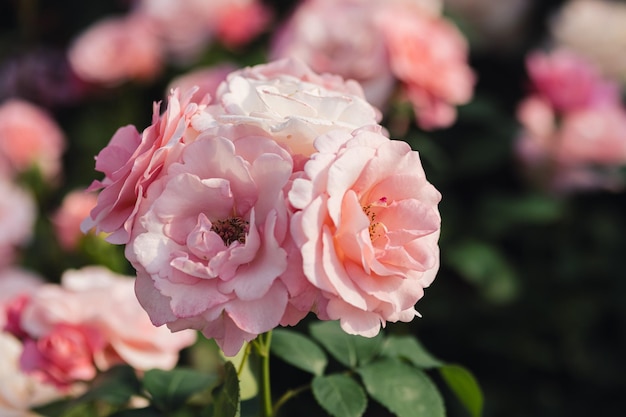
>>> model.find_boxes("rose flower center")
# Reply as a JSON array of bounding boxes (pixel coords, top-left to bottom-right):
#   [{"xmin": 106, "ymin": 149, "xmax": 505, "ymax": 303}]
[
  {"xmin": 211, "ymin": 216, "xmax": 249, "ymax": 245},
  {"xmin": 362, "ymin": 196, "xmax": 388, "ymax": 242}
]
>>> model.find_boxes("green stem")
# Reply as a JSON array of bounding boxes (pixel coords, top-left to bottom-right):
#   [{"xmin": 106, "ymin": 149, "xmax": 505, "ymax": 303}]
[
  {"xmin": 272, "ymin": 384, "xmax": 310, "ymax": 416},
  {"xmin": 257, "ymin": 331, "xmax": 273, "ymax": 417}
]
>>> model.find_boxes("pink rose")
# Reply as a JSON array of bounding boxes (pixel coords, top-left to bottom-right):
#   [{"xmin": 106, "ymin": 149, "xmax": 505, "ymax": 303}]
[
  {"xmin": 0, "ymin": 99, "xmax": 65, "ymax": 181},
  {"xmin": 68, "ymin": 14, "xmax": 162, "ymax": 86},
  {"xmin": 289, "ymin": 127, "xmax": 441, "ymax": 336},
  {"xmin": 0, "ymin": 179, "xmax": 36, "ymax": 267},
  {"xmin": 378, "ymin": 7, "xmax": 475, "ymax": 129},
  {"xmin": 20, "ymin": 323, "xmax": 104, "ymax": 389},
  {"xmin": 52, "ymin": 189, "xmax": 98, "ymax": 251},
  {"xmin": 0, "ymin": 333, "xmax": 64, "ymax": 415},
  {"xmin": 269, "ymin": 0, "xmax": 396, "ymax": 109},
  {"xmin": 19, "ymin": 266, "xmax": 197, "ymax": 372},
  {"xmin": 213, "ymin": 0, "xmax": 272, "ymax": 47},
  {"xmin": 82, "ymin": 88, "xmax": 208, "ymax": 244},
  {"xmin": 211, "ymin": 58, "xmax": 381, "ymax": 158},
  {"xmin": 526, "ymin": 49, "xmax": 621, "ymax": 112},
  {"xmin": 128, "ymin": 133, "xmax": 310, "ymax": 356},
  {"xmin": 0, "ymin": 268, "xmax": 44, "ymax": 333}
]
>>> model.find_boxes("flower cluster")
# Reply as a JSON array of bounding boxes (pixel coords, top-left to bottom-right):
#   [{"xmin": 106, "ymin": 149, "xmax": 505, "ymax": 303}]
[
  {"xmin": 270, "ymin": 0, "xmax": 475, "ymax": 130},
  {"xmin": 515, "ymin": 49, "xmax": 626, "ymax": 192},
  {"xmin": 83, "ymin": 59, "xmax": 442, "ymax": 356},
  {"xmin": 1, "ymin": 266, "xmax": 197, "ymax": 392}
]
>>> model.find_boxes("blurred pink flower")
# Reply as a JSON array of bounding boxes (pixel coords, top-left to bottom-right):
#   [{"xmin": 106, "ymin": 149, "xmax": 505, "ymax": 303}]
[
  {"xmin": 0, "ymin": 99, "xmax": 65, "ymax": 181},
  {"xmin": 0, "ymin": 332, "xmax": 65, "ymax": 416},
  {"xmin": 0, "ymin": 268, "xmax": 44, "ymax": 331},
  {"xmin": 214, "ymin": 0, "xmax": 272, "ymax": 47},
  {"xmin": 211, "ymin": 58, "xmax": 381, "ymax": 158},
  {"xmin": 270, "ymin": 0, "xmax": 474, "ymax": 129},
  {"xmin": 52, "ymin": 189, "xmax": 98, "ymax": 251},
  {"xmin": 551, "ymin": 0, "xmax": 626, "ymax": 83},
  {"xmin": 269, "ymin": 0, "xmax": 396, "ymax": 109},
  {"xmin": 0, "ymin": 179, "xmax": 36, "ymax": 267},
  {"xmin": 516, "ymin": 96, "xmax": 626, "ymax": 192},
  {"xmin": 378, "ymin": 5, "xmax": 475, "ymax": 129},
  {"xmin": 17, "ymin": 266, "xmax": 197, "ymax": 375},
  {"xmin": 526, "ymin": 49, "xmax": 621, "ymax": 112},
  {"xmin": 128, "ymin": 134, "xmax": 306, "ymax": 356},
  {"xmin": 166, "ymin": 63, "xmax": 237, "ymax": 104},
  {"xmin": 68, "ymin": 14, "xmax": 162, "ymax": 86},
  {"xmin": 289, "ymin": 126, "xmax": 441, "ymax": 336},
  {"xmin": 20, "ymin": 323, "xmax": 104, "ymax": 388},
  {"xmin": 82, "ymin": 88, "xmax": 208, "ymax": 244}
]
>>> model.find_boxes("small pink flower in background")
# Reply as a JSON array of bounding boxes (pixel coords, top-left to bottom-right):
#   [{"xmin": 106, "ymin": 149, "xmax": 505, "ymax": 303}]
[
  {"xmin": 166, "ymin": 63, "xmax": 237, "ymax": 104},
  {"xmin": 0, "ymin": 99, "xmax": 65, "ymax": 181},
  {"xmin": 0, "ymin": 332, "xmax": 65, "ymax": 416},
  {"xmin": 52, "ymin": 189, "xmax": 98, "ymax": 251},
  {"xmin": 0, "ymin": 179, "xmax": 36, "ymax": 268},
  {"xmin": 551, "ymin": 0, "xmax": 626, "ymax": 83},
  {"xmin": 213, "ymin": 0, "xmax": 273, "ymax": 48},
  {"xmin": 82, "ymin": 88, "xmax": 208, "ymax": 244},
  {"xmin": 68, "ymin": 14, "xmax": 163, "ymax": 86},
  {"xmin": 212, "ymin": 58, "xmax": 381, "ymax": 158},
  {"xmin": 377, "ymin": 4, "xmax": 475, "ymax": 129},
  {"xmin": 20, "ymin": 323, "xmax": 104, "ymax": 389},
  {"xmin": 128, "ymin": 133, "xmax": 306, "ymax": 356},
  {"xmin": 270, "ymin": 0, "xmax": 474, "ymax": 130},
  {"xmin": 289, "ymin": 126, "xmax": 442, "ymax": 336},
  {"xmin": 525, "ymin": 49, "xmax": 621, "ymax": 112},
  {"xmin": 269, "ymin": 0, "xmax": 396, "ymax": 109},
  {"xmin": 516, "ymin": 49, "xmax": 626, "ymax": 192},
  {"xmin": 0, "ymin": 268, "xmax": 44, "ymax": 330},
  {"xmin": 18, "ymin": 266, "xmax": 196, "ymax": 373}
]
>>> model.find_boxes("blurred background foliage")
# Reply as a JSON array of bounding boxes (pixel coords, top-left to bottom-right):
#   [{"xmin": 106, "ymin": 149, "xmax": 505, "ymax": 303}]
[{"xmin": 1, "ymin": 0, "xmax": 625, "ymax": 416}]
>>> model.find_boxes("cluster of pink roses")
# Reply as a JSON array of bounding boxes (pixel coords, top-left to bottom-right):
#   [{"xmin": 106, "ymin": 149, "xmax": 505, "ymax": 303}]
[
  {"xmin": 1, "ymin": 266, "xmax": 196, "ymax": 411},
  {"xmin": 68, "ymin": 0, "xmax": 271, "ymax": 86},
  {"xmin": 516, "ymin": 49, "xmax": 626, "ymax": 192},
  {"xmin": 270, "ymin": 0, "xmax": 475, "ymax": 130},
  {"xmin": 83, "ymin": 59, "xmax": 442, "ymax": 356}
]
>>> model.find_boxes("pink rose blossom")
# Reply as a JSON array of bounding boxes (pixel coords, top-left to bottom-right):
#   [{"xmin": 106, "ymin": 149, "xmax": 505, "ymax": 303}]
[
  {"xmin": 516, "ymin": 96, "xmax": 626, "ymax": 192},
  {"xmin": 210, "ymin": 58, "xmax": 381, "ymax": 158},
  {"xmin": 378, "ymin": 6, "xmax": 475, "ymax": 129},
  {"xmin": 52, "ymin": 189, "xmax": 98, "ymax": 251},
  {"xmin": 0, "ymin": 333, "xmax": 65, "ymax": 416},
  {"xmin": 167, "ymin": 63, "xmax": 237, "ymax": 104},
  {"xmin": 82, "ymin": 88, "xmax": 208, "ymax": 244},
  {"xmin": 128, "ymin": 133, "xmax": 310, "ymax": 356},
  {"xmin": 0, "ymin": 179, "xmax": 36, "ymax": 267},
  {"xmin": 289, "ymin": 127, "xmax": 441, "ymax": 337},
  {"xmin": 0, "ymin": 268, "xmax": 44, "ymax": 332},
  {"xmin": 18, "ymin": 266, "xmax": 197, "ymax": 373},
  {"xmin": 0, "ymin": 99, "xmax": 65, "ymax": 181},
  {"xmin": 526, "ymin": 49, "xmax": 621, "ymax": 112},
  {"xmin": 68, "ymin": 14, "xmax": 162, "ymax": 86},
  {"xmin": 20, "ymin": 323, "xmax": 104, "ymax": 388},
  {"xmin": 269, "ymin": 0, "xmax": 396, "ymax": 109},
  {"xmin": 213, "ymin": 0, "xmax": 272, "ymax": 47}
]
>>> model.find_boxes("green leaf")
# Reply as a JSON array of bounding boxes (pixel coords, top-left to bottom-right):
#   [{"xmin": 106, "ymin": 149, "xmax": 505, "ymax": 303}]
[
  {"xmin": 445, "ymin": 240, "xmax": 520, "ymax": 304},
  {"xmin": 78, "ymin": 364, "xmax": 141, "ymax": 405},
  {"xmin": 220, "ymin": 342, "xmax": 258, "ymax": 400},
  {"xmin": 358, "ymin": 358, "xmax": 445, "ymax": 417},
  {"xmin": 271, "ymin": 328, "xmax": 328, "ymax": 376},
  {"xmin": 310, "ymin": 321, "xmax": 383, "ymax": 368},
  {"xmin": 143, "ymin": 367, "xmax": 219, "ymax": 412},
  {"xmin": 439, "ymin": 364, "xmax": 484, "ymax": 417},
  {"xmin": 381, "ymin": 335, "xmax": 444, "ymax": 369},
  {"xmin": 211, "ymin": 361, "xmax": 240, "ymax": 417},
  {"xmin": 312, "ymin": 374, "xmax": 367, "ymax": 417}
]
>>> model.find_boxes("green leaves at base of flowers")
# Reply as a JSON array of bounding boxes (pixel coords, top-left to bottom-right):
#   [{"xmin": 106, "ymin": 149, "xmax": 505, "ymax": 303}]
[
  {"xmin": 312, "ymin": 374, "xmax": 367, "ymax": 417},
  {"xmin": 142, "ymin": 367, "xmax": 219, "ymax": 412},
  {"xmin": 358, "ymin": 358, "xmax": 445, "ymax": 417},
  {"xmin": 309, "ymin": 321, "xmax": 383, "ymax": 368},
  {"xmin": 271, "ymin": 328, "xmax": 328, "ymax": 376},
  {"xmin": 205, "ymin": 361, "xmax": 240, "ymax": 417},
  {"xmin": 439, "ymin": 364, "xmax": 484, "ymax": 417}
]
